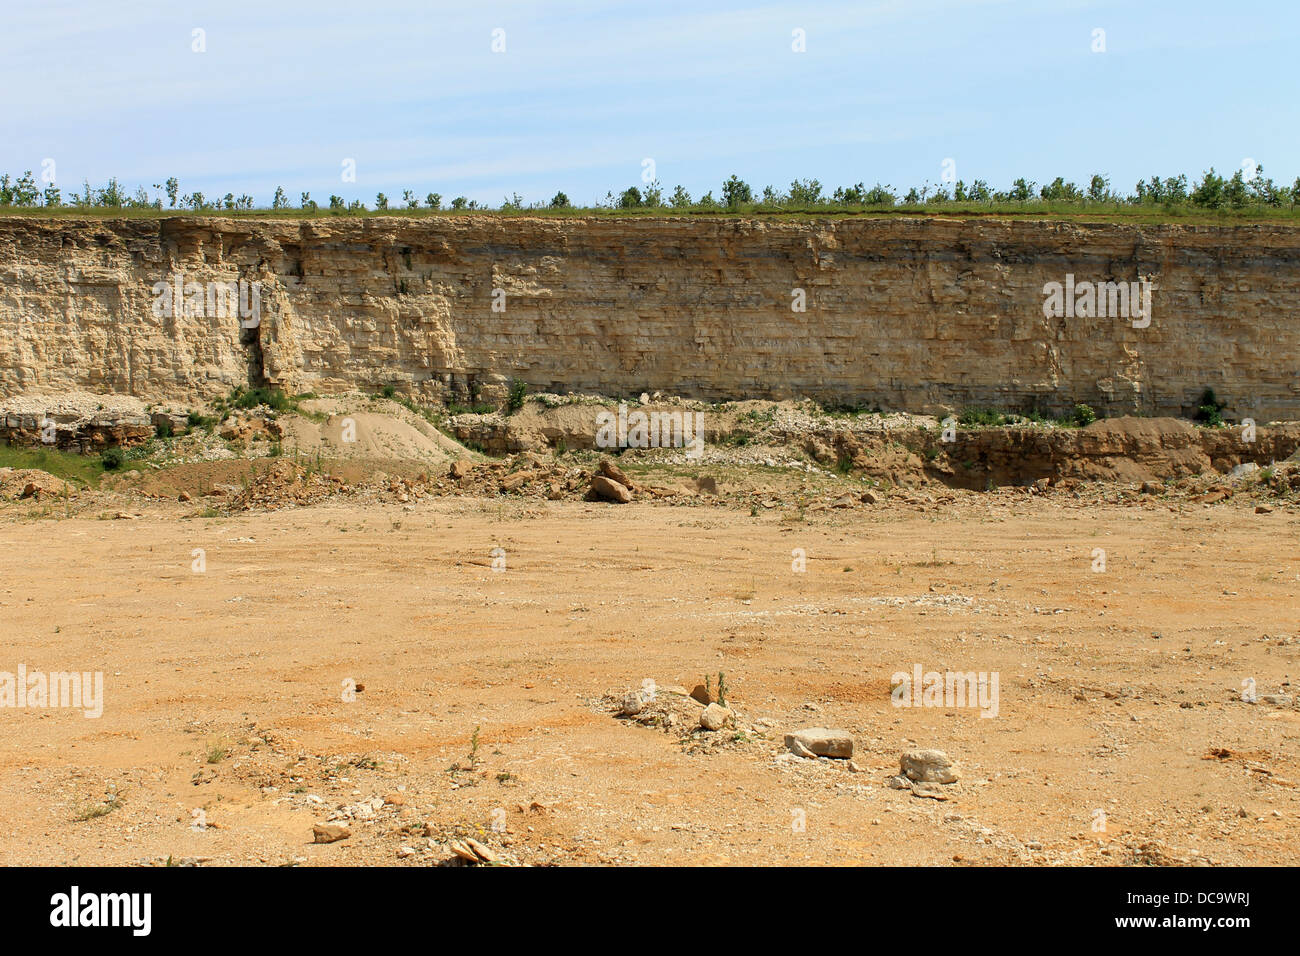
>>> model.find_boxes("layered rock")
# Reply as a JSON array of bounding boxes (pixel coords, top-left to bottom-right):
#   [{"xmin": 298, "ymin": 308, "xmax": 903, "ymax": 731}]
[{"xmin": 1, "ymin": 215, "xmax": 1297, "ymax": 417}]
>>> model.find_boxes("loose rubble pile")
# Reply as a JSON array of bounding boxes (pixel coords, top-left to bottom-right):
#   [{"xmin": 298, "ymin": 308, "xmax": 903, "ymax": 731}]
[
  {"xmin": 216, "ymin": 454, "xmax": 716, "ymax": 512},
  {"xmin": 230, "ymin": 460, "xmax": 345, "ymax": 510},
  {"xmin": 0, "ymin": 468, "xmax": 73, "ymax": 500},
  {"xmin": 606, "ymin": 681, "xmax": 760, "ymax": 755}
]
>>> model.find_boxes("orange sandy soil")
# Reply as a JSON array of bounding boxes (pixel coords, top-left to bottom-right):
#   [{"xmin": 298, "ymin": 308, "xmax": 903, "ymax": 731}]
[{"xmin": 0, "ymin": 492, "xmax": 1296, "ymax": 866}]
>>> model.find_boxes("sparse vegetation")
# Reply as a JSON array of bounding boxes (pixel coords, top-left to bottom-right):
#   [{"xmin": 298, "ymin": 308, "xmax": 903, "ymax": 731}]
[
  {"xmin": 229, "ymin": 385, "xmax": 298, "ymax": 414},
  {"xmin": 1072, "ymin": 403, "xmax": 1097, "ymax": 427},
  {"xmin": 959, "ymin": 408, "xmax": 1007, "ymax": 427},
  {"xmin": 507, "ymin": 379, "xmax": 528, "ymax": 414},
  {"xmin": 0, "ymin": 442, "xmax": 130, "ymax": 486},
  {"xmin": 1195, "ymin": 388, "xmax": 1228, "ymax": 426},
  {"xmin": 7, "ymin": 167, "xmax": 1300, "ymax": 222},
  {"xmin": 74, "ymin": 792, "xmax": 122, "ymax": 821}
]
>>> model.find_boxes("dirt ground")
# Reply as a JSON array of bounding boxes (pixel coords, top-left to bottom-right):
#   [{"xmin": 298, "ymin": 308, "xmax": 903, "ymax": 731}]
[{"xmin": 1, "ymin": 484, "xmax": 1297, "ymax": 866}]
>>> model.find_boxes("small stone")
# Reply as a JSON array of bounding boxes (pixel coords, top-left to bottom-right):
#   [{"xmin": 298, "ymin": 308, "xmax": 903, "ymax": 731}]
[
  {"xmin": 831, "ymin": 494, "xmax": 854, "ymax": 508},
  {"xmin": 900, "ymin": 748, "xmax": 960, "ymax": 784},
  {"xmin": 618, "ymin": 692, "xmax": 644, "ymax": 716},
  {"xmin": 910, "ymin": 782, "xmax": 950, "ymax": 800},
  {"xmin": 1256, "ymin": 505, "xmax": 1273, "ymax": 514},
  {"xmin": 784, "ymin": 728, "xmax": 854, "ymax": 759},
  {"xmin": 450, "ymin": 838, "xmax": 500, "ymax": 864},
  {"xmin": 178, "ymin": 490, "xmax": 192, "ymax": 502},
  {"xmin": 690, "ymin": 683, "xmax": 714, "ymax": 705},
  {"xmin": 312, "ymin": 824, "xmax": 350, "ymax": 844},
  {"xmin": 700, "ymin": 703, "xmax": 731, "ymax": 731},
  {"xmin": 1140, "ymin": 481, "xmax": 1161, "ymax": 495},
  {"xmin": 449, "ymin": 459, "xmax": 473, "ymax": 480},
  {"xmin": 449, "ymin": 841, "xmax": 478, "ymax": 862},
  {"xmin": 861, "ymin": 490, "xmax": 880, "ymax": 504}
]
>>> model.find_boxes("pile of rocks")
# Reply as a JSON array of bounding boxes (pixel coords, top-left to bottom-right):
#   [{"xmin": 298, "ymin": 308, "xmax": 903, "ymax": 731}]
[
  {"xmin": 609, "ymin": 680, "xmax": 759, "ymax": 754},
  {"xmin": 588, "ymin": 459, "xmax": 636, "ymax": 503},
  {"xmin": 445, "ymin": 453, "xmax": 592, "ymax": 501},
  {"xmin": 0, "ymin": 468, "xmax": 73, "ymax": 500},
  {"xmin": 231, "ymin": 460, "xmax": 347, "ymax": 510}
]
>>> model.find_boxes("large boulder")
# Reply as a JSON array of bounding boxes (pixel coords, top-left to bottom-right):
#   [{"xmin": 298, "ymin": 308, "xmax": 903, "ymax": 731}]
[
  {"xmin": 598, "ymin": 458, "xmax": 635, "ymax": 490},
  {"xmin": 589, "ymin": 475, "xmax": 632, "ymax": 503}
]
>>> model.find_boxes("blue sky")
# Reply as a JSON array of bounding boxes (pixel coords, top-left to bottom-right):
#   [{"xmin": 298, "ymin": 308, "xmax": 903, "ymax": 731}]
[{"xmin": 3, "ymin": 0, "xmax": 1297, "ymax": 206}]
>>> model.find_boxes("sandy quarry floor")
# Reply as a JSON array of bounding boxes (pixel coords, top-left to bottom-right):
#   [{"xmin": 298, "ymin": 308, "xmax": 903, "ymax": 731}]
[{"xmin": 0, "ymin": 490, "xmax": 1297, "ymax": 867}]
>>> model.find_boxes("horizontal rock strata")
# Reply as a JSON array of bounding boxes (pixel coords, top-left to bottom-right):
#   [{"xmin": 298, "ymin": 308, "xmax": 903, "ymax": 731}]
[{"xmin": 1, "ymin": 215, "xmax": 1297, "ymax": 417}]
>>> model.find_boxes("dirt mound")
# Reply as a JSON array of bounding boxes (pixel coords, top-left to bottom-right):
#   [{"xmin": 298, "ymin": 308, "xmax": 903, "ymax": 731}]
[
  {"xmin": 279, "ymin": 399, "xmax": 464, "ymax": 465},
  {"xmin": 0, "ymin": 468, "xmax": 73, "ymax": 500}
]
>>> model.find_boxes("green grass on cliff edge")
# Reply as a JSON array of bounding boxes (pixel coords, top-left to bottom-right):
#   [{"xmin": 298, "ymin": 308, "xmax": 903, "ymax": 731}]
[{"xmin": 4, "ymin": 203, "xmax": 1300, "ymax": 226}]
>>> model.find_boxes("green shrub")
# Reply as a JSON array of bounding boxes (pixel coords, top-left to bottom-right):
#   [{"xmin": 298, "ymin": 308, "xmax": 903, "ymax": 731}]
[
  {"xmin": 1072, "ymin": 403, "xmax": 1097, "ymax": 426},
  {"xmin": 959, "ymin": 407, "xmax": 1006, "ymax": 427},
  {"xmin": 1195, "ymin": 388, "xmax": 1226, "ymax": 426},
  {"xmin": 155, "ymin": 420, "xmax": 173, "ymax": 438},
  {"xmin": 507, "ymin": 379, "xmax": 528, "ymax": 414},
  {"xmin": 230, "ymin": 386, "xmax": 294, "ymax": 413},
  {"xmin": 100, "ymin": 447, "xmax": 125, "ymax": 470}
]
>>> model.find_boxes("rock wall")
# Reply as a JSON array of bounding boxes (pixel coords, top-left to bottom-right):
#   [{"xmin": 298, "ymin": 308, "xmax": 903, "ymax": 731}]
[{"xmin": 1, "ymin": 215, "xmax": 1297, "ymax": 418}]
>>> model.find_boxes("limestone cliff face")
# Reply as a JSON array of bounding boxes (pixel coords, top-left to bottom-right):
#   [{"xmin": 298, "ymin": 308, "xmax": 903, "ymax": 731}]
[{"xmin": 0, "ymin": 215, "xmax": 1297, "ymax": 418}]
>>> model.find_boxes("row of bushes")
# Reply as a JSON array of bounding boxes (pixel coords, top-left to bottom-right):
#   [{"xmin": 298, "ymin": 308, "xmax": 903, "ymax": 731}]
[{"xmin": 4, "ymin": 169, "xmax": 1299, "ymax": 214}]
